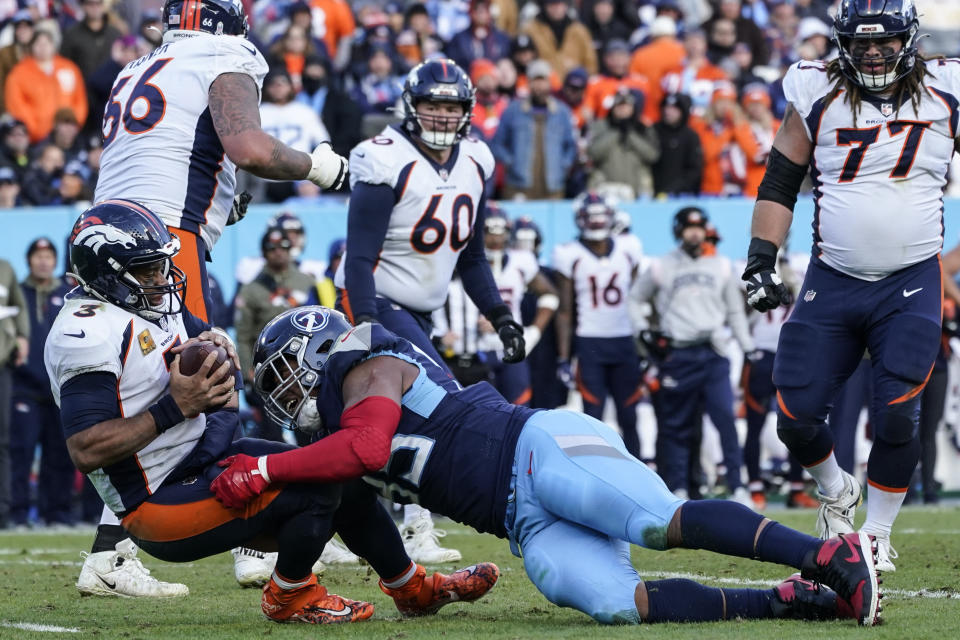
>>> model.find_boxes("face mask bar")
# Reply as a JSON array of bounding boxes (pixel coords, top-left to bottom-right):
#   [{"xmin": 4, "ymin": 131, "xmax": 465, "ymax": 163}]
[
  {"xmin": 254, "ymin": 336, "xmax": 318, "ymax": 430},
  {"xmin": 836, "ymin": 29, "xmax": 916, "ymax": 92}
]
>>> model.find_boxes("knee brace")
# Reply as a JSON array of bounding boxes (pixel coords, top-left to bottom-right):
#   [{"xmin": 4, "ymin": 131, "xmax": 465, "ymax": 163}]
[
  {"xmin": 874, "ymin": 406, "xmax": 918, "ymax": 445},
  {"xmin": 775, "ymin": 418, "xmax": 821, "ymax": 451}
]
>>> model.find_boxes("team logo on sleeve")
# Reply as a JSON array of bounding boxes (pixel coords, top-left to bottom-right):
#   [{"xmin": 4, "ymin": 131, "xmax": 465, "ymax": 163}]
[{"xmin": 290, "ymin": 308, "xmax": 331, "ymax": 333}]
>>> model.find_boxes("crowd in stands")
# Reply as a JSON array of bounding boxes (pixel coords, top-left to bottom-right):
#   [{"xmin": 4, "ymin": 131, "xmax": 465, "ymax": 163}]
[{"xmin": 1, "ymin": 0, "xmax": 958, "ymax": 208}]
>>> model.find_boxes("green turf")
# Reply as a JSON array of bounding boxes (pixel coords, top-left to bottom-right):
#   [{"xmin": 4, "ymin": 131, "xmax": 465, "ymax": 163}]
[{"xmin": 0, "ymin": 506, "xmax": 958, "ymax": 639}]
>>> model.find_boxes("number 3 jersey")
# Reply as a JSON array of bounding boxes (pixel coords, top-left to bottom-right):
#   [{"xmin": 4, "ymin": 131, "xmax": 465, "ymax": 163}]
[
  {"xmin": 313, "ymin": 322, "xmax": 536, "ymax": 537},
  {"xmin": 552, "ymin": 238, "xmax": 637, "ymax": 338},
  {"xmin": 334, "ymin": 125, "xmax": 496, "ymax": 313},
  {"xmin": 94, "ymin": 32, "xmax": 268, "ymax": 251},
  {"xmin": 44, "ymin": 294, "xmax": 205, "ymax": 516},
  {"xmin": 784, "ymin": 58, "xmax": 960, "ymax": 281}
]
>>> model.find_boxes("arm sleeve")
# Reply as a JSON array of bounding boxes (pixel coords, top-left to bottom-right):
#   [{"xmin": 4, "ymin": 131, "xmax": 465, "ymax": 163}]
[
  {"xmin": 458, "ymin": 192, "xmax": 504, "ymax": 317},
  {"xmin": 59, "ymin": 372, "xmax": 121, "ymax": 438},
  {"xmin": 265, "ymin": 396, "xmax": 401, "ymax": 483},
  {"xmin": 343, "ymin": 182, "xmax": 397, "ymax": 320}
]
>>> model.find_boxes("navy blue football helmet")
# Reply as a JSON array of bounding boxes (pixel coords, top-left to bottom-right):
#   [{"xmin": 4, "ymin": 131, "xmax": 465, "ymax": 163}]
[
  {"xmin": 574, "ymin": 192, "xmax": 615, "ymax": 241},
  {"xmin": 484, "ymin": 202, "xmax": 511, "ymax": 237},
  {"xmin": 253, "ymin": 306, "xmax": 352, "ymax": 431},
  {"xmin": 401, "ymin": 59, "xmax": 475, "ymax": 150},
  {"xmin": 673, "ymin": 206, "xmax": 708, "ymax": 239},
  {"xmin": 162, "ymin": 0, "xmax": 248, "ymax": 38},
  {"xmin": 68, "ymin": 200, "xmax": 185, "ymax": 320},
  {"xmin": 833, "ymin": 0, "xmax": 919, "ymax": 92},
  {"xmin": 511, "ymin": 216, "xmax": 542, "ymax": 254}
]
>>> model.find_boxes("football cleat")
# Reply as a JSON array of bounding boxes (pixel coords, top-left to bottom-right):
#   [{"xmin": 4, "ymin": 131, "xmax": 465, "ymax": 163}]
[
  {"xmin": 76, "ymin": 538, "xmax": 189, "ymax": 598},
  {"xmin": 815, "ymin": 470, "xmax": 861, "ymax": 539},
  {"xmin": 233, "ymin": 547, "xmax": 325, "ymax": 588},
  {"xmin": 262, "ymin": 574, "xmax": 373, "ymax": 624},
  {"xmin": 401, "ymin": 516, "xmax": 462, "ymax": 564},
  {"xmin": 731, "ymin": 487, "xmax": 756, "ymax": 510},
  {"xmin": 380, "ymin": 563, "xmax": 500, "ymax": 616},
  {"xmin": 320, "ymin": 538, "xmax": 360, "ymax": 565},
  {"xmin": 801, "ymin": 532, "xmax": 880, "ymax": 626},
  {"xmin": 771, "ymin": 574, "xmax": 856, "ymax": 620},
  {"xmin": 750, "ymin": 491, "xmax": 768, "ymax": 511},
  {"xmin": 871, "ymin": 535, "xmax": 898, "ymax": 573}
]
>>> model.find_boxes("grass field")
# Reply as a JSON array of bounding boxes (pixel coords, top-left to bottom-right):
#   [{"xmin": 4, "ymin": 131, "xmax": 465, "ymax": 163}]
[{"xmin": 1, "ymin": 506, "xmax": 958, "ymax": 639}]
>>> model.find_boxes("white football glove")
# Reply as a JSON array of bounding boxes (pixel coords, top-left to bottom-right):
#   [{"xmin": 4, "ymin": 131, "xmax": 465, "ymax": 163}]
[
  {"xmin": 306, "ymin": 142, "xmax": 347, "ymax": 190},
  {"xmin": 523, "ymin": 325, "xmax": 541, "ymax": 353}
]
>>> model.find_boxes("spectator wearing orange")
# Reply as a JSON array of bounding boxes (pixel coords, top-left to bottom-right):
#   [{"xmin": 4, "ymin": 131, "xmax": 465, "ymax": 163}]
[
  {"xmin": 267, "ymin": 24, "xmax": 319, "ymax": 93},
  {"xmin": 470, "ymin": 59, "xmax": 509, "ymax": 142},
  {"xmin": 584, "ymin": 39, "xmax": 651, "ymax": 123},
  {"xmin": 395, "ymin": 3, "xmax": 445, "ymax": 68},
  {"xmin": 629, "ymin": 16, "xmax": 685, "ymax": 121},
  {"xmin": 524, "ymin": 0, "xmax": 597, "ymax": 76},
  {"xmin": 659, "ymin": 29, "xmax": 728, "ymax": 117},
  {"xmin": 0, "ymin": 11, "xmax": 35, "ymax": 112},
  {"xmin": 739, "ymin": 84, "xmax": 778, "ymax": 198},
  {"xmin": 688, "ymin": 82, "xmax": 756, "ymax": 196},
  {"xmin": 308, "ymin": 0, "xmax": 356, "ymax": 71},
  {"xmin": 5, "ymin": 30, "xmax": 87, "ymax": 144}
]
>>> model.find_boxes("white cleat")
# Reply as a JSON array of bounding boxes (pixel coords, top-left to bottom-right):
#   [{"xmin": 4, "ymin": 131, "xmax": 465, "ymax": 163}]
[
  {"xmin": 731, "ymin": 487, "xmax": 755, "ymax": 510},
  {"xmin": 816, "ymin": 470, "xmax": 861, "ymax": 539},
  {"xmin": 320, "ymin": 538, "xmax": 360, "ymax": 564},
  {"xmin": 401, "ymin": 515, "xmax": 462, "ymax": 564},
  {"xmin": 873, "ymin": 536, "xmax": 898, "ymax": 572},
  {"xmin": 76, "ymin": 539, "xmax": 189, "ymax": 598},
  {"xmin": 232, "ymin": 547, "xmax": 325, "ymax": 587}
]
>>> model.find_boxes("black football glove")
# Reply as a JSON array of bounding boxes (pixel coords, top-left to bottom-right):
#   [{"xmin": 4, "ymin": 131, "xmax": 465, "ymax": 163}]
[
  {"xmin": 489, "ymin": 304, "xmax": 526, "ymax": 363},
  {"xmin": 742, "ymin": 238, "xmax": 793, "ymax": 312},
  {"xmin": 226, "ymin": 191, "xmax": 252, "ymax": 226}
]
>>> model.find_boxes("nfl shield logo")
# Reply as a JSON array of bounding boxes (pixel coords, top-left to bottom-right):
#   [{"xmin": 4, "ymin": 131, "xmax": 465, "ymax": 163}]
[
  {"xmin": 804, "ymin": 290, "xmax": 817, "ymax": 302},
  {"xmin": 439, "ymin": 168, "xmax": 449, "ymax": 181},
  {"xmin": 881, "ymin": 103, "xmax": 893, "ymax": 117}
]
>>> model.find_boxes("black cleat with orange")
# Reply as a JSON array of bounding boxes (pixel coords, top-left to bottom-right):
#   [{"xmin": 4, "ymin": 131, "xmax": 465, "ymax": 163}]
[{"xmin": 801, "ymin": 532, "xmax": 881, "ymax": 626}]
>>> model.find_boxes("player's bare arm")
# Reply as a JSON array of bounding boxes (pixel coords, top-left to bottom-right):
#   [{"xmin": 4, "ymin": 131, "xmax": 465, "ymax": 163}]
[
  {"xmin": 554, "ymin": 274, "xmax": 574, "ymax": 362},
  {"xmin": 528, "ymin": 272, "xmax": 558, "ymax": 332},
  {"xmin": 65, "ymin": 352, "xmax": 234, "ymax": 472},
  {"xmin": 208, "ymin": 72, "xmax": 312, "ymax": 179},
  {"xmin": 749, "ymin": 104, "xmax": 812, "ymax": 247},
  {"xmin": 341, "ymin": 355, "xmax": 419, "ymax": 409}
]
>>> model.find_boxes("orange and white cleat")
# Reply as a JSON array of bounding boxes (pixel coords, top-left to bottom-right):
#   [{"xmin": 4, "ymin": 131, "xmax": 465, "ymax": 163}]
[
  {"xmin": 261, "ymin": 574, "xmax": 373, "ymax": 624},
  {"xmin": 380, "ymin": 562, "xmax": 499, "ymax": 616}
]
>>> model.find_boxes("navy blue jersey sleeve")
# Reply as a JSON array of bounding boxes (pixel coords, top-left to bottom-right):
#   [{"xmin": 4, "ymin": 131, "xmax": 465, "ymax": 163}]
[
  {"xmin": 182, "ymin": 307, "xmax": 212, "ymax": 338},
  {"xmin": 343, "ymin": 182, "xmax": 397, "ymax": 321},
  {"xmin": 60, "ymin": 371, "xmax": 121, "ymax": 438},
  {"xmin": 457, "ymin": 192, "xmax": 503, "ymax": 317}
]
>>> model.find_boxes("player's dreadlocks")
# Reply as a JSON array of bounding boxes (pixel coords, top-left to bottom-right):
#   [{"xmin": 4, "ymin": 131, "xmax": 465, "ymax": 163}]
[{"xmin": 823, "ymin": 54, "xmax": 939, "ymax": 127}]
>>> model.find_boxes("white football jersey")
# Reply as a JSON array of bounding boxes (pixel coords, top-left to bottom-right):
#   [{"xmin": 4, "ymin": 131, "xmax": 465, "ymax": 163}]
[
  {"xmin": 334, "ymin": 125, "xmax": 495, "ymax": 312},
  {"xmin": 553, "ymin": 237, "xmax": 638, "ymax": 338},
  {"xmin": 260, "ymin": 101, "xmax": 329, "ymax": 154},
  {"xmin": 750, "ymin": 305, "xmax": 792, "ymax": 353},
  {"xmin": 45, "ymin": 295, "xmax": 205, "ymax": 516},
  {"xmin": 784, "ymin": 58, "xmax": 960, "ymax": 280},
  {"xmin": 490, "ymin": 249, "xmax": 539, "ymax": 321},
  {"xmin": 94, "ymin": 32, "xmax": 269, "ymax": 252}
]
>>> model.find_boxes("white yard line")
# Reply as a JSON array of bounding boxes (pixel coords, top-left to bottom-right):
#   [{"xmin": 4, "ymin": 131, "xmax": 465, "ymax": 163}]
[
  {"xmin": 0, "ymin": 621, "xmax": 80, "ymax": 633},
  {"xmin": 0, "ymin": 548, "xmax": 74, "ymax": 555},
  {"xmin": 642, "ymin": 570, "xmax": 960, "ymax": 600}
]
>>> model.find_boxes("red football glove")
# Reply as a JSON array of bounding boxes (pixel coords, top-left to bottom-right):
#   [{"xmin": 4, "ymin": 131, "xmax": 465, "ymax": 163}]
[{"xmin": 211, "ymin": 454, "xmax": 270, "ymax": 509}]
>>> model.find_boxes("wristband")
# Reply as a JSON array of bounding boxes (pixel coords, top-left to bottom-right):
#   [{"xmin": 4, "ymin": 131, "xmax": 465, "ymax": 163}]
[
  {"xmin": 742, "ymin": 237, "xmax": 779, "ymax": 279},
  {"xmin": 148, "ymin": 394, "xmax": 186, "ymax": 434}
]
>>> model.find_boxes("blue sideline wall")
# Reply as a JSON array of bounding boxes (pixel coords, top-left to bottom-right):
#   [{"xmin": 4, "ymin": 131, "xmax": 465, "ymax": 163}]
[{"xmin": 4, "ymin": 198, "xmax": 959, "ymax": 298}]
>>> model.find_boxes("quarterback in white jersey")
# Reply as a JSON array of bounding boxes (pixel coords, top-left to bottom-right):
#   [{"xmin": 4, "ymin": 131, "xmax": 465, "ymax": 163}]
[
  {"xmin": 94, "ymin": 0, "xmax": 347, "ymax": 322},
  {"xmin": 743, "ymin": 0, "xmax": 956, "ymax": 571},
  {"xmin": 553, "ymin": 193, "xmax": 644, "ymax": 458}
]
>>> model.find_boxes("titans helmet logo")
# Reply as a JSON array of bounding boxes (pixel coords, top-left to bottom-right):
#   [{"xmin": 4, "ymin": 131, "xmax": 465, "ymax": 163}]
[{"xmin": 290, "ymin": 308, "xmax": 331, "ymax": 333}]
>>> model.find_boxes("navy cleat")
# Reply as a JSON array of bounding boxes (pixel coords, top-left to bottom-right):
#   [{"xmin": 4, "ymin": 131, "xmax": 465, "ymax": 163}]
[
  {"xmin": 801, "ymin": 532, "xmax": 881, "ymax": 626},
  {"xmin": 771, "ymin": 574, "xmax": 856, "ymax": 621}
]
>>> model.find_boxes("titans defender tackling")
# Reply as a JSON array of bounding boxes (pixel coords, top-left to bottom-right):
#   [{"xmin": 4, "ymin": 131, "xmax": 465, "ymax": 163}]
[
  {"xmin": 213, "ymin": 306, "xmax": 884, "ymax": 626},
  {"xmin": 743, "ymin": 0, "xmax": 958, "ymax": 571},
  {"xmin": 335, "ymin": 58, "xmax": 524, "ymax": 562}
]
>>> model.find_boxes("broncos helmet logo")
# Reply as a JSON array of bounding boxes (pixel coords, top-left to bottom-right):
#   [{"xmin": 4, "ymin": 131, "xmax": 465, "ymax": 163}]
[{"xmin": 73, "ymin": 225, "xmax": 138, "ymax": 255}]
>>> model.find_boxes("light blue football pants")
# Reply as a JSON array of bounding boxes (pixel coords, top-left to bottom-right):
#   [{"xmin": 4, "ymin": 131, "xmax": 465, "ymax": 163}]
[{"xmin": 505, "ymin": 409, "xmax": 685, "ymax": 624}]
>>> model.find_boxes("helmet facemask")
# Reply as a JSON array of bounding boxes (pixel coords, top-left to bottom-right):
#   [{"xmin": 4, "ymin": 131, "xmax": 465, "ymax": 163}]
[
  {"xmin": 254, "ymin": 335, "xmax": 321, "ymax": 431},
  {"xmin": 835, "ymin": 27, "xmax": 918, "ymax": 92},
  {"xmin": 405, "ymin": 94, "xmax": 473, "ymax": 150}
]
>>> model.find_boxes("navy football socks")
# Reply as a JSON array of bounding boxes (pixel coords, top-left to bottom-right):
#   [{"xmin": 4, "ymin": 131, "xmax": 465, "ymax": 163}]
[
  {"xmin": 645, "ymin": 579, "xmax": 774, "ymax": 622},
  {"xmin": 680, "ymin": 500, "xmax": 821, "ymax": 569}
]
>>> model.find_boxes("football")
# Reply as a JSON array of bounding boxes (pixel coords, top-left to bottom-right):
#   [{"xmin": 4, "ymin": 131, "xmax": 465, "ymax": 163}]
[{"xmin": 178, "ymin": 340, "xmax": 235, "ymax": 384}]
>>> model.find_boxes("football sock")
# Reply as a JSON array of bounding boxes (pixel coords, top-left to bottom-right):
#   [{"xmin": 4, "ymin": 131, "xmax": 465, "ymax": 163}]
[
  {"xmin": 860, "ymin": 483, "xmax": 907, "ymax": 539},
  {"xmin": 91, "ymin": 525, "xmax": 126, "ymax": 553},
  {"xmin": 804, "ymin": 452, "xmax": 845, "ymax": 497},
  {"xmin": 271, "ymin": 570, "xmax": 312, "ymax": 591},
  {"xmin": 755, "ymin": 520, "xmax": 822, "ymax": 569},
  {"xmin": 867, "ymin": 435, "xmax": 920, "ymax": 490},
  {"xmin": 645, "ymin": 579, "xmax": 773, "ymax": 622},
  {"xmin": 381, "ymin": 562, "xmax": 418, "ymax": 590},
  {"xmin": 680, "ymin": 500, "xmax": 763, "ymax": 558}
]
